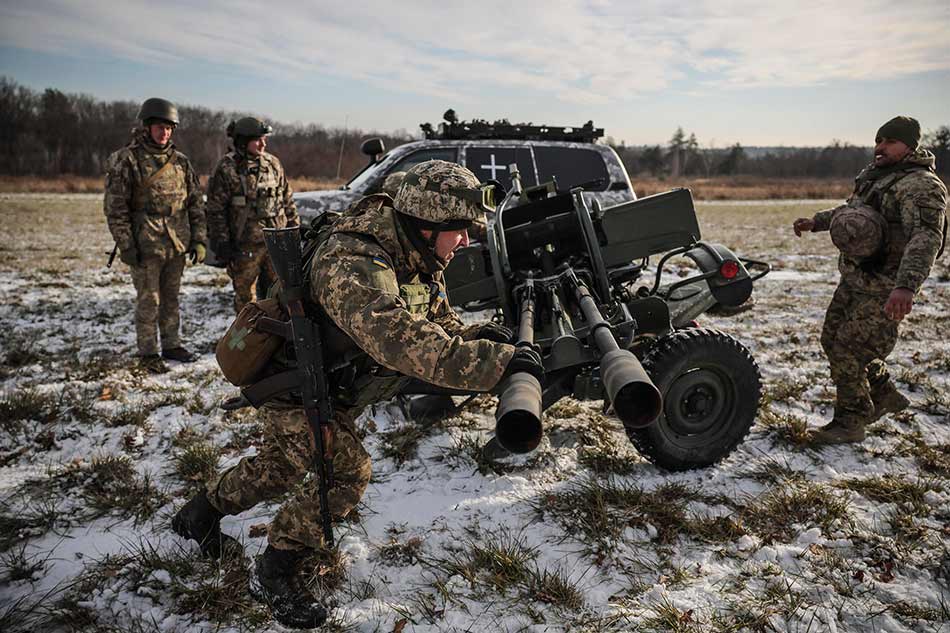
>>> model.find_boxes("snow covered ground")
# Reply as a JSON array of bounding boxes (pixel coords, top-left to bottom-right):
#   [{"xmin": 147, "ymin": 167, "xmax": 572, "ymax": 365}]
[{"xmin": 1, "ymin": 196, "xmax": 948, "ymax": 632}]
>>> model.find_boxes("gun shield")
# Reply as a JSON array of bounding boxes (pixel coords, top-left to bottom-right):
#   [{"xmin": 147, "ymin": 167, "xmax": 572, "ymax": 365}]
[
  {"xmin": 600, "ymin": 348, "xmax": 662, "ymax": 429},
  {"xmin": 494, "ymin": 373, "xmax": 543, "ymax": 454}
]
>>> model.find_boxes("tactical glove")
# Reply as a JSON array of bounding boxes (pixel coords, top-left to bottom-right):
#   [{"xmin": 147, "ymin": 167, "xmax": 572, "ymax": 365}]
[
  {"xmin": 502, "ymin": 346, "xmax": 544, "ymax": 383},
  {"xmin": 473, "ymin": 321, "xmax": 513, "ymax": 343},
  {"xmin": 212, "ymin": 241, "xmax": 234, "ymax": 263},
  {"xmin": 189, "ymin": 243, "xmax": 207, "ymax": 265},
  {"xmin": 119, "ymin": 246, "xmax": 140, "ymax": 266}
]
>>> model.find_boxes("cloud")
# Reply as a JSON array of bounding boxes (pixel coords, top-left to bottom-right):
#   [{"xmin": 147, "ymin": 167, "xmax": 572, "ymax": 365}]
[{"xmin": 2, "ymin": 0, "xmax": 948, "ymax": 105}]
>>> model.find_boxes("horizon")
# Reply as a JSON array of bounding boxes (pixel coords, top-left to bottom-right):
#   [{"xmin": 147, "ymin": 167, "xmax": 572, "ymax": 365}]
[{"xmin": 1, "ymin": 1, "xmax": 949, "ymax": 147}]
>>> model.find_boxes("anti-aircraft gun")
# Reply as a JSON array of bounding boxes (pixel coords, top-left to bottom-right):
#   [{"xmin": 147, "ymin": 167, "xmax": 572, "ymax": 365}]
[{"xmin": 443, "ymin": 167, "xmax": 769, "ymax": 470}]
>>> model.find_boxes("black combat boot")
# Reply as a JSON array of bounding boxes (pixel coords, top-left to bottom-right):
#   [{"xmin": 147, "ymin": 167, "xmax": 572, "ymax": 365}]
[
  {"xmin": 250, "ymin": 546, "xmax": 328, "ymax": 629},
  {"xmin": 171, "ymin": 491, "xmax": 242, "ymax": 559},
  {"xmin": 162, "ymin": 346, "xmax": 198, "ymax": 363}
]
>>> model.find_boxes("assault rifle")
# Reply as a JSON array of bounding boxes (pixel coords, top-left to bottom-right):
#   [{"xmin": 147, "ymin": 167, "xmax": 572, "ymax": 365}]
[{"xmin": 260, "ymin": 226, "xmax": 335, "ymax": 546}]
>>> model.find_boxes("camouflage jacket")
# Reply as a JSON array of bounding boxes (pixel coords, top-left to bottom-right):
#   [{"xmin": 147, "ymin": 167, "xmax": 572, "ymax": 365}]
[
  {"xmin": 310, "ymin": 195, "xmax": 514, "ymax": 392},
  {"xmin": 206, "ymin": 150, "xmax": 299, "ymax": 248},
  {"xmin": 812, "ymin": 149, "xmax": 948, "ymax": 295},
  {"xmin": 103, "ymin": 130, "xmax": 206, "ymax": 256}
]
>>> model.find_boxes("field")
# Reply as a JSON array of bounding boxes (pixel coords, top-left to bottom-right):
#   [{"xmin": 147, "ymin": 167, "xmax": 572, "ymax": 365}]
[
  {"xmin": 0, "ymin": 175, "xmax": 859, "ymax": 201},
  {"xmin": 1, "ymin": 194, "xmax": 949, "ymax": 632}
]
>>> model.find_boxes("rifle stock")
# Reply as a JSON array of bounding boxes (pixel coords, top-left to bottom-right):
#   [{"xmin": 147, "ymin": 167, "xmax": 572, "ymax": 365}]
[{"xmin": 262, "ymin": 227, "xmax": 336, "ymax": 547}]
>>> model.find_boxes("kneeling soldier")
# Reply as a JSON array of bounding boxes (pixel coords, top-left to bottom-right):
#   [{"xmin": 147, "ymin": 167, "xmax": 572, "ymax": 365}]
[{"xmin": 172, "ymin": 160, "xmax": 541, "ymax": 628}]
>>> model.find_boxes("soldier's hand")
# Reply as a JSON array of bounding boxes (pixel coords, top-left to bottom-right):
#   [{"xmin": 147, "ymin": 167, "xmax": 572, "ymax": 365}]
[
  {"xmin": 189, "ymin": 243, "xmax": 207, "ymax": 265},
  {"xmin": 474, "ymin": 321, "xmax": 513, "ymax": 343},
  {"xmin": 793, "ymin": 218, "xmax": 815, "ymax": 237},
  {"xmin": 119, "ymin": 246, "xmax": 140, "ymax": 266},
  {"xmin": 884, "ymin": 287, "xmax": 914, "ymax": 321},
  {"xmin": 503, "ymin": 346, "xmax": 544, "ymax": 383}
]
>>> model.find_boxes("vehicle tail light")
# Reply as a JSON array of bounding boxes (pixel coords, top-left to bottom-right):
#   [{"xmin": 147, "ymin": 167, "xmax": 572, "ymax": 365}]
[{"xmin": 719, "ymin": 260, "xmax": 740, "ymax": 279}]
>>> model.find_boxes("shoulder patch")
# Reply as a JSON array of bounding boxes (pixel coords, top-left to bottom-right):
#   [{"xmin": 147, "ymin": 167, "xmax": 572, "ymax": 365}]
[{"xmin": 372, "ymin": 256, "xmax": 390, "ymax": 269}]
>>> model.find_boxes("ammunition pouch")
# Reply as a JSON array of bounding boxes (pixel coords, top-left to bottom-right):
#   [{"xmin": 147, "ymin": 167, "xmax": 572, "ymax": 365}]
[
  {"xmin": 399, "ymin": 283, "xmax": 432, "ymax": 315},
  {"xmin": 215, "ymin": 298, "xmax": 287, "ymax": 386}
]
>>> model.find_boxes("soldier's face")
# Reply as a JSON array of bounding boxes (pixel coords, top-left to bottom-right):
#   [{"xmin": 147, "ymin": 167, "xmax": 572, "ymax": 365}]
[
  {"xmin": 428, "ymin": 229, "xmax": 470, "ymax": 262},
  {"xmin": 873, "ymin": 137, "xmax": 911, "ymax": 167},
  {"xmin": 149, "ymin": 123, "xmax": 174, "ymax": 146},
  {"xmin": 246, "ymin": 136, "xmax": 266, "ymax": 156}
]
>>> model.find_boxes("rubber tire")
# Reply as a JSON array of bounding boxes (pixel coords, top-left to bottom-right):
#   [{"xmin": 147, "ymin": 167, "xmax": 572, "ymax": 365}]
[{"xmin": 629, "ymin": 327, "xmax": 761, "ymax": 471}]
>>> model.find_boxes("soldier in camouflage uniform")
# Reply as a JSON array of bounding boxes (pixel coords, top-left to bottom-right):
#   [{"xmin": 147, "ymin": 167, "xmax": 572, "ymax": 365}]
[
  {"xmin": 103, "ymin": 98, "xmax": 207, "ymax": 373},
  {"xmin": 794, "ymin": 116, "xmax": 948, "ymax": 444},
  {"xmin": 172, "ymin": 160, "xmax": 540, "ymax": 628},
  {"xmin": 206, "ymin": 117, "xmax": 300, "ymax": 314}
]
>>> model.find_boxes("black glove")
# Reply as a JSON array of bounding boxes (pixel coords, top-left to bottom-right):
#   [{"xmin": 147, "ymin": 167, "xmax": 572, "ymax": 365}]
[
  {"xmin": 502, "ymin": 346, "xmax": 544, "ymax": 383},
  {"xmin": 119, "ymin": 246, "xmax": 140, "ymax": 266},
  {"xmin": 212, "ymin": 240, "xmax": 234, "ymax": 263},
  {"xmin": 474, "ymin": 321, "xmax": 513, "ymax": 343}
]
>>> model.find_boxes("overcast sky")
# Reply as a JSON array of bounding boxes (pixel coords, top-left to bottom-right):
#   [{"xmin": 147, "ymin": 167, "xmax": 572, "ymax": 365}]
[{"xmin": 1, "ymin": 0, "xmax": 949, "ymax": 147}]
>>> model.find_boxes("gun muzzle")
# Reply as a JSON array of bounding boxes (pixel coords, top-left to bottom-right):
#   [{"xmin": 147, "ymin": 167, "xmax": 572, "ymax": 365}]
[
  {"xmin": 494, "ymin": 372, "xmax": 543, "ymax": 454},
  {"xmin": 600, "ymin": 349, "xmax": 662, "ymax": 429}
]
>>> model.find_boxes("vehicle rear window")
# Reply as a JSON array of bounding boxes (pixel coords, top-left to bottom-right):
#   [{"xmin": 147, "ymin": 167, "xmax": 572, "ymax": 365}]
[
  {"xmin": 465, "ymin": 147, "xmax": 537, "ymax": 190},
  {"xmin": 534, "ymin": 147, "xmax": 610, "ymax": 191}
]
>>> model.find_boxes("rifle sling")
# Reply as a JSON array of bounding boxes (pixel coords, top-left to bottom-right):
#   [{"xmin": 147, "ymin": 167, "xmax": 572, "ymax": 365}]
[{"xmin": 242, "ymin": 369, "xmax": 301, "ymax": 408}]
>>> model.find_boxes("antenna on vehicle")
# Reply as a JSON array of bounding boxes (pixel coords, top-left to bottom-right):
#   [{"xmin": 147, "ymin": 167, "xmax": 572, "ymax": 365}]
[{"xmin": 335, "ymin": 115, "xmax": 348, "ymax": 181}]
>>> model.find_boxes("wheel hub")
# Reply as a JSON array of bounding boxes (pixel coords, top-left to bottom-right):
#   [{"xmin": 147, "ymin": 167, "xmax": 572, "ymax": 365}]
[{"xmin": 665, "ymin": 368, "xmax": 731, "ymax": 437}]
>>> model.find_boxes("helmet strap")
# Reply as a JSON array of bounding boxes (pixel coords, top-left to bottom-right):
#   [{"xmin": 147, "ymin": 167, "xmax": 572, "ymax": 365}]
[{"xmin": 395, "ymin": 210, "xmax": 444, "ymax": 271}]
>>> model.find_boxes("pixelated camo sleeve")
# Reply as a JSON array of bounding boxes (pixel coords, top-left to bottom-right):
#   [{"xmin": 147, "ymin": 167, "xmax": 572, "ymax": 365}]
[{"xmin": 312, "ymin": 235, "xmax": 513, "ymax": 392}]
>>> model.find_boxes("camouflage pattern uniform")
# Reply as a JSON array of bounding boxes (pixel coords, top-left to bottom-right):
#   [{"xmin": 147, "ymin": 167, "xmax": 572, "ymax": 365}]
[
  {"xmin": 206, "ymin": 165, "xmax": 514, "ymax": 554},
  {"xmin": 206, "ymin": 150, "xmax": 299, "ymax": 313},
  {"xmin": 811, "ymin": 149, "xmax": 947, "ymax": 429},
  {"xmin": 103, "ymin": 129, "xmax": 206, "ymax": 356}
]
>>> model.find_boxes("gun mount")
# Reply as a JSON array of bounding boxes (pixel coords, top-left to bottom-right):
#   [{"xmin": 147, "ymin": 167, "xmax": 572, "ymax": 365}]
[{"xmin": 443, "ymin": 166, "xmax": 768, "ymax": 471}]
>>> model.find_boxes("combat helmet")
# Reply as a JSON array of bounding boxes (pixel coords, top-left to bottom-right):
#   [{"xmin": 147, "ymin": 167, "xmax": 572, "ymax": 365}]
[
  {"xmin": 138, "ymin": 98, "xmax": 179, "ymax": 126},
  {"xmin": 830, "ymin": 202, "xmax": 888, "ymax": 260},
  {"xmin": 393, "ymin": 160, "xmax": 496, "ymax": 229},
  {"xmin": 227, "ymin": 117, "xmax": 273, "ymax": 139}
]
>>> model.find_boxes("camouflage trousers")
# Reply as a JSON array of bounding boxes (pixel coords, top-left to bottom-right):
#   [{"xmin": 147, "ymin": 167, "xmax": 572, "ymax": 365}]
[
  {"xmin": 206, "ymin": 405, "xmax": 372, "ymax": 552},
  {"xmin": 226, "ymin": 244, "xmax": 277, "ymax": 315},
  {"xmin": 820, "ymin": 283, "xmax": 899, "ymax": 423},
  {"xmin": 129, "ymin": 250, "xmax": 185, "ymax": 356}
]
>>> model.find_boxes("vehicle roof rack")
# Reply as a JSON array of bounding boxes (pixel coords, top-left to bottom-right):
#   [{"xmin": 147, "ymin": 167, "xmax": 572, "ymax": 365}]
[{"xmin": 420, "ymin": 109, "xmax": 603, "ymax": 143}]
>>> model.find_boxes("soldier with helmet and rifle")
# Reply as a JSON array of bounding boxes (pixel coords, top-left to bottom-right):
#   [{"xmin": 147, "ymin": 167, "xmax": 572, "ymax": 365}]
[
  {"xmin": 103, "ymin": 98, "xmax": 207, "ymax": 374},
  {"xmin": 793, "ymin": 115, "xmax": 948, "ymax": 445},
  {"xmin": 206, "ymin": 117, "xmax": 300, "ymax": 314},
  {"xmin": 171, "ymin": 160, "xmax": 543, "ymax": 628}
]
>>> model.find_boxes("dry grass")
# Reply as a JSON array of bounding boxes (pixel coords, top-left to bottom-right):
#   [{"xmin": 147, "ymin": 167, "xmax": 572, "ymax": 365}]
[
  {"xmin": 0, "ymin": 175, "xmax": 344, "ymax": 194},
  {"xmin": 636, "ymin": 176, "xmax": 853, "ymax": 200},
  {"xmin": 2, "ymin": 174, "xmax": 856, "ymax": 199}
]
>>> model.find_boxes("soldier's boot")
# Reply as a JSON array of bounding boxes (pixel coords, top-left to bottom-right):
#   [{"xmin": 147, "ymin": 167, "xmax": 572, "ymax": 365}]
[
  {"xmin": 171, "ymin": 491, "xmax": 242, "ymax": 559},
  {"xmin": 162, "ymin": 346, "xmax": 198, "ymax": 363},
  {"xmin": 809, "ymin": 417, "xmax": 866, "ymax": 445},
  {"xmin": 138, "ymin": 354, "xmax": 169, "ymax": 374},
  {"xmin": 869, "ymin": 381, "xmax": 911, "ymax": 423},
  {"xmin": 249, "ymin": 546, "xmax": 328, "ymax": 629}
]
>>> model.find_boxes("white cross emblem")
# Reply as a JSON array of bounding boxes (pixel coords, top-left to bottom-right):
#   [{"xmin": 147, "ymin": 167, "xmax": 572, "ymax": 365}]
[{"xmin": 480, "ymin": 154, "xmax": 508, "ymax": 179}]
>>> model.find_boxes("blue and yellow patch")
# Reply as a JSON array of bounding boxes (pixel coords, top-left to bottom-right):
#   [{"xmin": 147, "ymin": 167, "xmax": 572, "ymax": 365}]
[{"xmin": 371, "ymin": 256, "xmax": 390, "ymax": 269}]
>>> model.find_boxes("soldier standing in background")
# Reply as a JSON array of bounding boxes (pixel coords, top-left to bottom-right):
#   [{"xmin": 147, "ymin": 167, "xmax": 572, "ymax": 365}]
[
  {"xmin": 793, "ymin": 116, "xmax": 948, "ymax": 444},
  {"xmin": 104, "ymin": 98, "xmax": 207, "ymax": 374},
  {"xmin": 206, "ymin": 117, "xmax": 299, "ymax": 314},
  {"xmin": 172, "ymin": 160, "xmax": 540, "ymax": 628}
]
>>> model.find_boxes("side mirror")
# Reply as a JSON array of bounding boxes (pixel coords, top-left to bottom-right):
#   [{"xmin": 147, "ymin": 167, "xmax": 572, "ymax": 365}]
[{"xmin": 360, "ymin": 138, "xmax": 385, "ymax": 163}]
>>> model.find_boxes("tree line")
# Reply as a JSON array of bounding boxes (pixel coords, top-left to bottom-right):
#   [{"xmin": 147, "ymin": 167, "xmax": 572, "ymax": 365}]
[
  {"xmin": 1, "ymin": 77, "xmax": 948, "ymax": 181},
  {"xmin": 0, "ymin": 77, "xmax": 412, "ymax": 180},
  {"xmin": 613, "ymin": 126, "xmax": 950, "ymax": 180}
]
